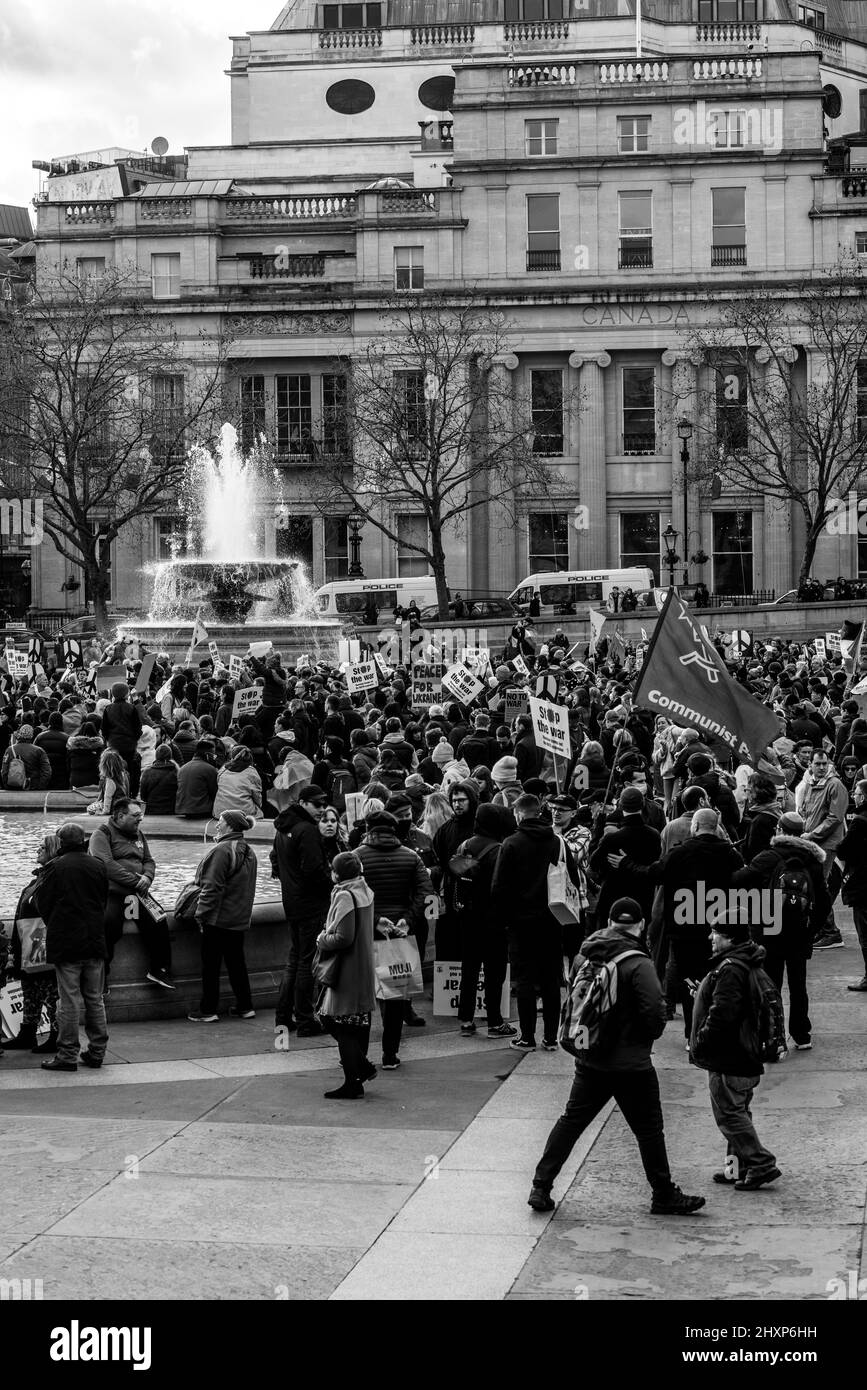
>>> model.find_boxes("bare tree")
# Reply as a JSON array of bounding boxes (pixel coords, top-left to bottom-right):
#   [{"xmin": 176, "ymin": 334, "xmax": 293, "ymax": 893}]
[
  {"xmin": 307, "ymin": 294, "xmax": 568, "ymax": 617},
  {"xmin": 676, "ymin": 262, "xmax": 867, "ymax": 587},
  {"xmin": 0, "ymin": 265, "xmax": 233, "ymax": 630}
]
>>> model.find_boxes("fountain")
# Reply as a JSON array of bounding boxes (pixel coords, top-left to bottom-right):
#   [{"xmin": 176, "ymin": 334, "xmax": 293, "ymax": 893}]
[{"xmin": 121, "ymin": 425, "xmax": 341, "ymax": 665}]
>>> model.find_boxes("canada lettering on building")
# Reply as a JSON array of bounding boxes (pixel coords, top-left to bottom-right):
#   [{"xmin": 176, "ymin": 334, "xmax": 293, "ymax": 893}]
[{"xmin": 581, "ymin": 304, "xmax": 691, "ymax": 327}]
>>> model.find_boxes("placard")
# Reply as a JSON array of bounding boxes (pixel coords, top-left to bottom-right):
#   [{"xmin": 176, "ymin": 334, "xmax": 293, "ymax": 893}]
[
  {"xmin": 441, "ymin": 663, "xmax": 484, "ymax": 705},
  {"xmin": 295, "ymin": 653, "xmax": 310, "ymax": 671},
  {"xmin": 433, "ymin": 961, "xmax": 511, "ymax": 1021},
  {"xmin": 95, "ymin": 664, "xmax": 127, "ymax": 695},
  {"xmin": 411, "ymin": 678, "xmax": 442, "ymax": 708},
  {"xmin": 512, "ymin": 654, "xmax": 530, "ymax": 677},
  {"xmin": 813, "ymin": 638, "xmax": 826, "ymax": 659},
  {"xmin": 229, "ymin": 655, "xmax": 244, "ymax": 680},
  {"xmin": 134, "ymin": 652, "xmax": 156, "ymax": 695},
  {"xmin": 373, "ymin": 651, "xmax": 393, "ymax": 677},
  {"xmin": 346, "ymin": 660, "xmax": 379, "ymax": 694},
  {"xmin": 819, "ymin": 696, "xmax": 831, "ymax": 717},
  {"xmin": 208, "ymin": 641, "xmax": 221, "ymax": 664},
  {"xmin": 248, "ymin": 641, "xmax": 273, "ymax": 659},
  {"xmin": 338, "ymin": 638, "xmax": 361, "ymax": 665},
  {"xmin": 529, "ymin": 696, "xmax": 572, "ymax": 760},
  {"xmin": 461, "ymin": 646, "xmax": 490, "ymax": 675},
  {"xmin": 344, "ymin": 792, "xmax": 365, "ymax": 833},
  {"xmin": 6, "ymin": 650, "xmax": 28, "ymax": 678},
  {"xmin": 232, "ymin": 686, "xmax": 263, "ymax": 720},
  {"xmin": 414, "ymin": 662, "xmax": 445, "ymax": 680},
  {"xmin": 826, "ymin": 632, "xmax": 842, "ymax": 654},
  {"xmin": 503, "ymin": 689, "xmax": 530, "ymax": 721}
]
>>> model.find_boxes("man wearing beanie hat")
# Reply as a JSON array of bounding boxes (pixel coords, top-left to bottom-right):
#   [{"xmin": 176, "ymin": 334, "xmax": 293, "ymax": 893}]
[
  {"xmin": 491, "ymin": 756, "xmax": 522, "ymax": 813},
  {"xmin": 731, "ymin": 809, "xmax": 830, "ymax": 1050},
  {"xmin": 188, "ymin": 809, "xmax": 258, "ymax": 1024},
  {"xmin": 589, "ymin": 787, "xmax": 661, "ymax": 928},
  {"xmin": 689, "ymin": 912, "xmax": 781, "ymax": 1190},
  {"xmin": 1, "ymin": 723, "xmax": 51, "ymax": 790},
  {"xmin": 528, "ymin": 896, "xmax": 705, "ymax": 1216},
  {"xmin": 100, "ymin": 680, "xmax": 151, "ymax": 797}
]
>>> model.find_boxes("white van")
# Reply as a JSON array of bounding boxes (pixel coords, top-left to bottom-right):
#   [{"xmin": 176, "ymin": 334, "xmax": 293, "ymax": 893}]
[
  {"xmin": 315, "ymin": 576, "xmax": 440, "ymax": 624},
  {"xmin": 510, "ymin": 568, "xmax": 655, "ymax": 617}
]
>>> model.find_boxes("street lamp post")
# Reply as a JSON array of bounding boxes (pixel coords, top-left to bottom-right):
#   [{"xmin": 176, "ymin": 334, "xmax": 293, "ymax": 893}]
[
  {"xmin": 662, "ymin": 523, "xmax": 681, "ymax": 589},
  {"xmin": 677, "ymin": 417, "xmax": 693, "ymax": 466},
  {"xmin": 348, "ymin": 512, "xmax": 365, "ymax": 578}
]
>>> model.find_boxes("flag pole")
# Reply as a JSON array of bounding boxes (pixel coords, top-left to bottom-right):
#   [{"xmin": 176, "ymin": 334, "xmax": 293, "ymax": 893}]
[{"xmin": 185, "ymin": 606, "xmax": 203, "ymax": 667}]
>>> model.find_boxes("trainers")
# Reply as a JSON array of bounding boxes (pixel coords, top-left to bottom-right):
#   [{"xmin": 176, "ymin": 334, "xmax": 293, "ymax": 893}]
[
  {"xmin": 487, "ymin": 1022, "xmax": 518, "ymax": 1038},
  {"xmin": 847, "ymin": 978, "xmax": 867, "ymax": 992},
  {"xmin": 229, "ymin": 1007, "xmax": 256, "ymax": 1019},
  {"xmin": 541, "ymin": 1038, "xmax": 559, "ymax": 1051},
  {"xmin": 382, "ymin": 1056, "xmax": 401, "ymax": 1070},
  {"xmin": 527, "ymin": 1185, "xmax": 555, "ymax": 1213},
  {"xmin": 509, "ymin": 1038, "xmax": 536, "ymax": 1052},
  {"xmin": 735, "ymin": 1166, "xmax": 782, "ymax": 1191},
  {"xmin": 814, "ymin": 933, "xmax": 844, "ymax": 950},
  {"xmin": 650, "ymin": 1186, "xmax": 706, "ymax": 1216},
  {"xmin": 459, "ymin": 1022, "xmax": 476, "ymax": 1037},
  {"xmin": 146, "ymin": 970, "xmax": 177, "ymax": 990},
  {"xmin": 187, "ymin": 1011, "xmax": 219, "ymax": 1023},
  {"xmin": 794, "ymin": 1039, "xmax": 812, "ymax": 1051}
]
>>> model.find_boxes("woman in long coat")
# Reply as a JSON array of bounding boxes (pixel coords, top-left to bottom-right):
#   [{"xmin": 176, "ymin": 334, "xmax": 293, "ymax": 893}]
[{"xmin": 315, "ymin": 851, "xmax": 376, "ymax": 1100}]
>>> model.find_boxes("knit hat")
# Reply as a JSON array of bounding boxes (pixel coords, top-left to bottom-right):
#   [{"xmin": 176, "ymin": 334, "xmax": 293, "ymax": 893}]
[
  {"xmin": 686, "ymin": 752, "xmax": 713, "ymax": 776},
  {"xmin": 619, "ymin": 786, "xmax": 644, "ymax": 813},
  {"xmin": 155, "ymin": 745, "xmax": 172, "ymax": 763},
  {"xmin": 366, "ymin": 809, "xmax": 398, "ymax": 832},
  {"xmin": 778, "ymin": 811, "xmax": 805, "ymax": 835},
  {"xmin": 17, "ymin": 725, "xmax": 34, "ymax": 742},
  {"xmin": 57, "ymin": 822, "xmax": 87, "ymax": 848},
  {"xmin": 432, "ymin": 741, "xmax": 454, "ymax": 767},
  {"xmin": 219, "ymin": 810, "xmax": 255, "ymax": 833},
  {"xmin": 491, "ymin": 755, "xmax": 518, "ymax": 786}
]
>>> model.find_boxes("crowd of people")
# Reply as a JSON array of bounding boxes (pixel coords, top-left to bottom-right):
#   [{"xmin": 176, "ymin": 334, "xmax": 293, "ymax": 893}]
[{"xmin": 0, "ymin": 620, "xmax": 865, "ymax": 1212}]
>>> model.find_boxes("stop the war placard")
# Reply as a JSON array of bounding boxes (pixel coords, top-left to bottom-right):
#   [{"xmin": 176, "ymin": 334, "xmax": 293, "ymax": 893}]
[
  {"xmin": 441, "ymin": 663, "xmax": 484, "ymax": 705},
  {"xmin": 232, "ymin": 686, "xmax": 263, "ymax": 720},
  {"xmin": 345, "ymin": 660, "xmax": 379, "ymax": 694},
  {"xmin": 529, "ymin": 696, "xmax": 572, "ymax": 760}
]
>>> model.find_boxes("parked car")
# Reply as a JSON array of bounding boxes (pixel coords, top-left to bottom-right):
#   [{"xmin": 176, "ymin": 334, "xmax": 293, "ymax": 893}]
[{"xmin": 419, "ymin": 597, "xmax": 517, "ymax": 622}]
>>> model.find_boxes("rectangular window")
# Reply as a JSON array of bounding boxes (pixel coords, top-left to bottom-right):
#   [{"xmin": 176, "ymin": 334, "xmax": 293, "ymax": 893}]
[
  {"xmin": 155, "ymin": 516, "xmax": 189, "ymax": 562},
  {"xmin": 324, "ymin": 517, "xmax": 349, "ymax": 582},
  {"xmin": 276, "ymin": 516, "xmax": 314, "ymax": 573},
  {"xmin": 617, "ymin": 116, "xmax": 651, "ymax": 154},
  {"xmin": 394, "ymin": 246, "xmax": 424, "ymax": 291},
  {"xmin": 528, "ymin": 512, "xmax": 569, "ymax": 574},
  {"xmin": 397, "ymin": 513, "xmax": 429, "ymax": 578},
  {"xmin": 506, "ymin": 0, "xmax": 564, "ymax": 17},
  {"xmin": 76, "ymin": 257, "xmax": 105, "ymax": 281},
  {"xmin": 530, "ymin": 369, "xmax": 564, "ymax": 456},
  {"xmin": 712, "ymin": 187, "xmax": 746, "ymax": 266},
  {"xmin": 396, "ymin": 371, "xmax": 426, "ymax": 454},
  {"xmin": 618, "ymin": 190, "xmax": 653, "ymax": 269},
  {"xmin": 710, "ymin": 109, "xmax": 746, "ymax": 149},
  {"xmin": 151, "ymin": 252, "xmax": 180, "ymax": 300},
  {"xmin": 152, "ymin": 374, "xmax": 185, "ymax": 458},
  {"xmin": 713, "ymin": 510, "xmax": 754, "ymax": 595},
  {"xmin": 526, "ymin": 193, "xmax": 560, "ymax": 271},
  {"xmin": 717, "ymin": 363, "xmax": 749, "ymax": 451},
  {"xmin": 322, "ymin": 373, "xmax": 348, "ymax": 456},
  {"xmin": 322, "ymin": 2, "xmax": 381, "ymax": 27},
  {"xmin": 798, "ymin": 5, "xmax": 825, "ymax": 28},
  {"xmin": 857, "ymin": 362, "xmax": 867, "ymax": 441},
  {"xmin": 620, "ymin": 513, "xmax": 661, "ymax": 585},
  {"xmin": 276, "ymin": 375, "xmax": 312, "ymax": 456},
  {"xmin": 239, "ymin": 375, "xmax": 266, "ymax": 454},
  {"xmin": 856, "ymin": 232, "xmax": 867, "ymax": 256},
  {"xmin": 525, "ymin": 120, "xmax": 558, "ymax": 156},
  {"xmin": 622, "ymin": 367, "xmax": 656, "ymax": 453}
]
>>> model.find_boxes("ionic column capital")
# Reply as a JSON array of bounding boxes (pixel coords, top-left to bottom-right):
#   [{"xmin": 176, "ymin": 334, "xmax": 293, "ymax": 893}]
[
  {"xmin": 568, "ymin": 351, "xmax": 611, "ymax": 370},
  {"xmin": 661, "ymin": 348, "xmax": 702, "ymax": 369},
  {"xmin": 485, "ymin": 352, "xmax": 519, "ymax": 372},
  {"xmin": 755, "ymin": 345, "xmax": 798, "ymax": 366}
]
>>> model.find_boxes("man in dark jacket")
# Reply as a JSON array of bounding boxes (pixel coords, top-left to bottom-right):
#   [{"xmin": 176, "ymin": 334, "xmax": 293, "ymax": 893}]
[
  {"xmin": 432, "ymin": 779, "xmax": 480, "ymax": 959},
  {"xmin": 271, "ymin": 784, "xmax": 333, "ymax": 1036},
  {"xmin": 732, "ymin": 811, "xmax": 829, "ymax": 1049},
  {"xmin": 89, "ymin": 798, "xmax": 172, "ymax": 991},
  {"xmin": 833, "ymin": 778, "xmax": 867, "ymax": 991},
  {"xmin": 513, "ymin": 714, "xmax": 543, "ymax": 784},
  {"xmin": 689, "ymin": 915, "xmax": 781, "ymax": 1190},
  {"xmin": 101, "ymin": 682, "xmax": 150, "ymax": 797},
  {"xmin": 249, "ymin": 651, "xmax": 288, "ymax": 740},
  {"xmin": 491, "ymin": 793, "xmax": 578, "ymax": 1050},
  {"xmin": 589, "ymin": 787, "xmax": 661, "ymax": 927},
  {"xmin": 189, "ymin": 810, "xmax": 258, "ymax": 1023},
  {"xmin": 34, "ymin": 712, "xmax": 69, "ymax": 790},
  {"xmin": 35, "ymin": 822, "xmax": 109, "ymax": 1072},
  {"xmin": 528, "ymin": 897, "xmax": 705, "ymax": 1216},
  {"xmin": 739, "ymin": 774, "xmax": 781, "ymax": 861},
  {"xmin": 673, "ymin": 752, "xmax": 740, "ymax": 840},
  {"xmin": 175, "ymin": 741, "xmax": 219, "ymax": 818},
  {"xmin": 453, "ymin": 803, "xmax": 517, "ymax": 1039},
  {"xmin": 457, "ymin": 712, "xmax": 498, "ymax": 771}
]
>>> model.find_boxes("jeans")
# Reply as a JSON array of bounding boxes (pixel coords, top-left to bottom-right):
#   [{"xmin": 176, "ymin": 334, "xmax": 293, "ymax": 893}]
[
  {"xmin": 852, "ymin": 905, "xmax": 867, "ymax": 974},
  {"xmin": 276, "ymin": 910, "xmax": 326, "ymax": 1028},
  {"xmin": 708, "ymin": 1073, "xmax": 776, "ymax": 1176},
  {"xmin": 200, "ymin": 926, "xmax": 252, "ymax": 1016},
  {"xmin": 534, "ymin": 1063, "xmax": 674, "ymax": 1197},
  {"xmin": 818, "ymin": 850, "xmax": 839, "ymax": 936},
  {"xmin": 508, "ymin": 922, "xmax": 562, "ymax": 1045},
  {"xmin": 104, "ymin": 893, "xmax": 172, "ymax": 982},
  {"xmin": 435, "ymin": 912, "xmax": 461, "ymax": 963},
  {"xmin": 54, "ymin": 959, "xmax": 109, "ymax": 1064},
  {"xmin": 458, "ymin": 918, "xmax": 507, "ymax": 1026},
  {"xmin": 380, "ymin": 999, "xmax": 404, "ymax": 1060},
  {"xmin": 671, "ymin": 936, "xmax": 712, "ymax": 1039},
  {"xmin": 323, "ymin": 1018, "xmax": 372, "ymax": 1082},
  {"xmin": 763, "ymin": 946, "xmax": 810, "ymax": 1045}
]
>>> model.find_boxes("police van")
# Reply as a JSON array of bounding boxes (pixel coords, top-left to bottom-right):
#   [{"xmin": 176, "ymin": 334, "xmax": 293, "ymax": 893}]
[
  {"xmin": 314, "ymin": 576, "xmax": 440, "ymax": 624},
  {"xmin": 509, "ymin": 568, "xmax": 655, "ymax": 617}
]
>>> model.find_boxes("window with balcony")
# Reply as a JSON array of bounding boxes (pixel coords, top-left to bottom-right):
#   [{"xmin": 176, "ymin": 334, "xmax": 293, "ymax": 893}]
[
  {"xmin": 395, "ymin": 371, "xmax": 427, "ymax": 455},
  {"xmin": 505, "ymin": 0, "xmax": 565, "ymax": 19},
  {"xmin": 525, "ymin": 120, "xmax": 558, "ymax": 156},
  {"xmin": 712, "ymin": 187, "xmax": 746, "ymax": 266},
  {"xmin": 151, "ymin": 374, "xmax": 185, "ymax": 459},
  {"xmin": 716, "ymin": 363, "xmax": 749, "ymax": 451},
  {"xmin": 397, "ymin": 513, "xmax": 429, "ymax": 578},
  {"xmin": 698, "ymin": 1, "xmax": 760, "ymax": 19},
  {"xmin": 619, "ymin": 190, "xmax": 653, "ymax": 269},
  {"xmin": 76, "ymin": 257, "xmax": 105, "ymax": 281},
  {"xmin": 321, "ymin": 2, "xmax": 382, "ymax": 28},
  {"xmin": 530, "ymin": 369, "xmax": 564, "ymax": 456},
  {"xmin": 155, "ymin": 516, "xmax": 189, "ymax": 562},
  {"xmin": 713, "ymin": 510, "xmax": 753, "ymax": 595},
  {"xmin": 276, "ymin": 375, "xmax": 313, "ymax": 457},
  {"xmin": 622, "ymin": 367, "xmax": 656, "ymax": 453},
  {"xmin": 322, "ymin": 374, "xmax": 348, "ymax": 456},
  {"xmin": 324, "ymin": 517, "xmax": 349, "ymax": 581},
  {"xmin": 239, "ymin": 375, "xmax": 266, "ymax": 454},
  {"xmin": 526, "ymin": 194, "xmax": 560, "ymax": 272},
  {"xmin": 617, "ymin": 116, "xmax": 651, "ymax": 154},
  {"xmin": 528, "ymin": 512, "xmax": 569, "ymax": 573},
  {"xmin": 798, "ymin": 5, "xmax": 825, "ymax": 28},
  {"xmin": 621, "ymin": 513, "xmax": 661, "ymax": 585},
  {"xmin": 151, "ymin": 253, "xmax": 180, "ymax": 301},
  {"xmin": 394, "ymin": 246, "xmax": 424, "ymax": 291},
  {"xmin": 857, "ymin": 361, "xmax": 867, "ymax": 441}
]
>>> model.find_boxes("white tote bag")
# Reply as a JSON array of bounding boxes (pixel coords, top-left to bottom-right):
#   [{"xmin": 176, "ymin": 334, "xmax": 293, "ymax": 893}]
[{"xmin": 547, "ymin": 837, "xmax": 582, "ymax": 927}]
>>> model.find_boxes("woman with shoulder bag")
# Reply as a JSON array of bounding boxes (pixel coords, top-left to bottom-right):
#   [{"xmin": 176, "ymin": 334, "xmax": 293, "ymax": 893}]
[{"xmin": 315, "ymin": 851, "xmax": 376, "ymax": 1100}]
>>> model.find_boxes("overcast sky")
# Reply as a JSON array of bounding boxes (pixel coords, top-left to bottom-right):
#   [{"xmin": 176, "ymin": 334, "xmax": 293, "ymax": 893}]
[{"xmin": 0, "ymin": 0, "xmax": 280, "ymax": 217}]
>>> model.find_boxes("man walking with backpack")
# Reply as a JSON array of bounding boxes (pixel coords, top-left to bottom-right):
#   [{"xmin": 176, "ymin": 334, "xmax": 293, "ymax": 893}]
[
  {"xmin": 527, "ymin": 897, "xmax": 705, "ymax": 1216},
  {"xmin": 689, "ymin": 912, "xmax": 781, "ymax": 1191}
]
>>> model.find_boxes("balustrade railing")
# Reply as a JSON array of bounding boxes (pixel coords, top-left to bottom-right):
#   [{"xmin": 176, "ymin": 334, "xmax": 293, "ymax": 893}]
[
  {"xmin": 249, "ymin": 255, "xmax": 325, "ymax": 278},
  {"xmin": 695, "ymin": 22, "xmax": 763, "ymax": 43},
  {"xmin": 692, "ymin": 57, "xmax": 763, "ymax": 80},
  {"xmin": 224, "ymin": 194, "xmax": 357, "ymax": 220},
  {"xmin": 139, "ymin": 199, "xmax": 192, "ymax": 219},
  {"xmin": 508, "ymin": 64, "xmax": 576, "ymax": 87},
  {"xmin": 64, "ymin": 202, "xmax": 115, "ymax": 224},
  {"xmin": 599, "ymin": 60, "xmax": 669, "ymax": 84},
  {"xmin": 410, "ymin": 23, "xmax": 474, "ymax": 45},
  {"xmin": 318, "ymin": 27, "xmax": 382, "ymax": 47}
]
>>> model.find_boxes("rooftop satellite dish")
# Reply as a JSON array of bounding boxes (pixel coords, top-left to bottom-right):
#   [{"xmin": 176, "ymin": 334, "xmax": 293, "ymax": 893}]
[{"xmin": 151, "ymin": 136, "xmax": 169, "ymax": 157}]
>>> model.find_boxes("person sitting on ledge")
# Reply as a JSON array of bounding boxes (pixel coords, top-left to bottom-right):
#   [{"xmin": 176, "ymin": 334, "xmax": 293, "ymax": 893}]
[
  {"xmin": 175, "ymin": 740, "xmax": 219, "ymax": 819},
  {"xmin": 1, "ymin": 724, "xmax": 51, "ymax": 791},
  {"xmin": 139, "ymin": 744, "xmax": 180, "ymax": 817}
]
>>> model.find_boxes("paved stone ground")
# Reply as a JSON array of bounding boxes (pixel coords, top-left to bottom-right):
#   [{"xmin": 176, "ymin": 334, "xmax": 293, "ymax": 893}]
[{"xmin": 0, "ymin": 916, "xmax": 864, "ymax": 1301}]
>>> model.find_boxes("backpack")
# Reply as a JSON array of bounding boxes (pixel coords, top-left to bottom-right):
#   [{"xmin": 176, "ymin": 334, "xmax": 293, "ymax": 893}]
[
  {"xmin": 326, "ymin": 764, "xmax": 357, "ymax": 814},
  {"xmin": 558, "ymin": 948, "xmax": 642, "ymax": 1057},
  {"xmin": 448, "ymin": 840, "xmax": 498, "ymax": 914},
  {"xmin": 769, "ymin": 857, "xmax": 813, "ymax": 932},
  {"xmin": 746, "ymin": 965, "xmax": 788, "ymax": 1064},
  {"xmin": 6, "ymin": 742, "xmax": 28, "ymax": 791}
]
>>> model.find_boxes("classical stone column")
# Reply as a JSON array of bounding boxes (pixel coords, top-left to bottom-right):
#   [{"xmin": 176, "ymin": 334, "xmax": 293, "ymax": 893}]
[
  {"xmin": 662, "ymin": 349, "xmax": 699, "ymax": 574},
  {"xmin": 475, "ymin": 352, "xmax": 519, "ymax": 595},
  {"xmin": 568, "ymin": 351, "xmax": 610, "ymax": 568},
  {"xmin": 756, "ymin": 344, "xmax": 798, "ymax": 595}
]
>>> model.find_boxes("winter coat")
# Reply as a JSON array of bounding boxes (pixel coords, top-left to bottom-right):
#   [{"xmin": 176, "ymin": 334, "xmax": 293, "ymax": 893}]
[
  {"xmin": 350, "ymin": 744, "xmax": 379, "ymax": 789},
  {"xmin": 88, "ymin": 821, "xmax": 156, "ymax": 905},
  {"xmin": 316, "ymin": 876, "xmax": 376, "ymax": 1017},
  {"xmin": 213, "ymin": 765, "xmax": 263, "ymax": 821},
  {"xmin": 514, "ymin": 732, "xmax": 543, "ymax": 783},
  {"xmin": 689, "ymin": 939, "xmax": 767, "ymax": 1076},
  {"xmin": 732, "ymin": 832, "xmax": 830, "ymax": 950},
  {"xmin": 456, "ymin": 732, "xmax": 498, "ymax": 769},
  {"xmin": 34, "ymin": 729, "xmax": 70, "ymax": 789},
  {"xmin": 270, "ymin": 803, "xmax": 333, "ymax": 918},
  {"xmin": 490, "ymin": 817, "xmax": 577, "ymax": 925},
  {"xmin": 195, "ymin": 833, "xmax": 258, "ymax": 931},
  {"xmin": 432, "ymin": 782, "xmax": 480, "ymax": 911},
  {"xmin": 795, "ymin": 769, "xmax": 849, "ymax": 854},
  {"xmin": 588, "ymin": 817, "xmax": 662, "ymax": 925},
  {"xmin": 739, "ymin": 805, "xmax": 781, "ymax": 861},
  {"xmin": 836, "ymin": 806, "xmax": 867, "ymax": 907},
  {"xmin": 101, "ymin": 700, "xmax": 146, "ymax": 757},
  {"xmin": 674, "ymin": 771, "xmax": 741, "ymax": 840},
  {"xmin": 35, "ymin": 847, "xmax": 109, "ymax": 964},
  {"xmin": 575, "ymin": 926, "xmax": 667, "ymax": 1072},
  {"xmin": 356, "ymin": 831, "xmax": 433, "ymax": 931},
  {"xmin": 248, "ymin": 656, "xmax": 287, "ymax": 708},
  {"xmin": 625, "ymin": 834, "xmax": 744, "ymax": 938},
  {"xmin": 66, "ymin": 732, "xmax": 104, "ymax": 788},
  {"xmin": 381, "ymin": 731, "xmax": 416, "ymax": 770},
  {"xmin": 172, "ymin": 728, "xmax": 199, "ymax": 766},
  {"xmin": 175, "ymin": 756, "xmax": 218, "ymax": 818},
  {"xmin": 1, "ymin": 740, "xmax": 51, "ymax": 790},
  {"xmin": 139, "ymin": 761, "xmax": 180, "ymax": 816}
]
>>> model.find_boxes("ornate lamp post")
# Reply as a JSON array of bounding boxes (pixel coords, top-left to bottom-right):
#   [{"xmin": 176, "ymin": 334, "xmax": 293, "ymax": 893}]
[
  {"xmin": 662, "ymin": 523, "xmax": 681, "ymax": 589},
  {"xmin": 348, "ymin": 512, "xmax": 365, "ymax": 578},
  {"xmin": 677, "ymin": 417, "xmax": 693, "ymax": 466}
]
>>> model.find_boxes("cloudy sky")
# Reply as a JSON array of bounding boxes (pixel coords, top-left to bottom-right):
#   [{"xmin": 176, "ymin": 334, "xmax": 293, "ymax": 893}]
[{"xmin": 0, "ymin": 0, "xmax": 280, "ymax": 217}]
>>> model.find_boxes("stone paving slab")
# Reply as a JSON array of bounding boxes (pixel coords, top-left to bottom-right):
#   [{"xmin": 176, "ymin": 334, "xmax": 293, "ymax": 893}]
[
  {"xmin": 0, "ymin": 1078, "xmax": 242, "ymax": 1121},
  {"xmin": 331, "ymin": 1232, "xmax": 539, "ymax": 1301},
  {"xmin": 51, "ymin": 1171, "xmax": 409, "ymax": 1249},
  {"xmin": 0, "ymin": 1116, "xmax": 186, "ymax": 1169},
  {"xmin": 0, "ymin": 1235, "xmax": 364, "ymax": 1301},
  {"xmin": 3, "ymin": 1171, "xmax": 118, "ymax": 1240},
  {"xmin": 388, "ymin": 1169, "xmax": 570, "ymax": 1237}
]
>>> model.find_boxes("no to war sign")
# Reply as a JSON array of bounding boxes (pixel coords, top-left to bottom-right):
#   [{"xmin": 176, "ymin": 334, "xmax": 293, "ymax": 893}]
[
  {"xmin": 228, "ymin": 655, "xmax": 244, "ymax": 680},
  {"xmin": 441, "ymin": 663, "xmax": 484, "ymax": 706},
  {"xmin": 232, "ymin": 686, "xmax": 263, "ymax": 720},
  {"xmin": 345, "ymin": 660, "xmax": 379, "ymax": 694},
  {"xmin": 529, "ymin": 696, "xmax": 572, "ymax": 760}
]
